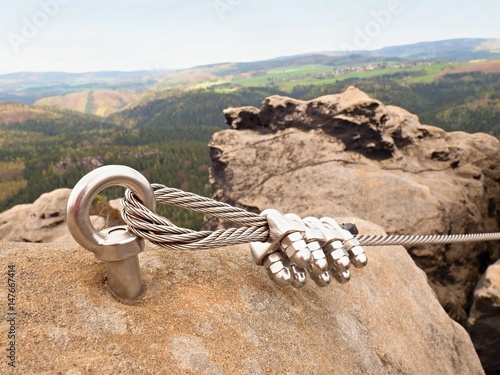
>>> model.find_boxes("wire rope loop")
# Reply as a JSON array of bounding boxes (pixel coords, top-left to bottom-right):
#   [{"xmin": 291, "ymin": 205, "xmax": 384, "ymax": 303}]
[
  {"xmin": 121, "ymin": 184, "xmax": 270, "ymax": 250},
  {"xmin": 121, "ymin": 183, "xmax": 500, "ymax": 250}
]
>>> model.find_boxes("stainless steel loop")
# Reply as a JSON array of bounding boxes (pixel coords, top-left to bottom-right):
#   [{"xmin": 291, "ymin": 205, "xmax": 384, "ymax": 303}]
[
  {"xmin": 67, "ymin": 165, "xmax": 156, "ymax": 300},
  {"xmin": 66, "ymin": 165, "xmax": 156, "ymax": 259}
]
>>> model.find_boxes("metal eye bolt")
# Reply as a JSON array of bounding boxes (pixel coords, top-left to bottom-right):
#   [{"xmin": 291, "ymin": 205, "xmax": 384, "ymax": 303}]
[{"xmin": 66, "ymin": 165, "xmax": 156, "ymax": 300}]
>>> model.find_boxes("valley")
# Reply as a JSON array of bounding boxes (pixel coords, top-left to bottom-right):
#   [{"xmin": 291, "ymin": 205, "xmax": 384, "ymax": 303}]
[{"xmin": 0, "ymin": 38, "xmax": 499, "ymax": 230}]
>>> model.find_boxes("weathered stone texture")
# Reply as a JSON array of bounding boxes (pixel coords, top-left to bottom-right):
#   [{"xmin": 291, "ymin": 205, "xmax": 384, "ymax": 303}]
[
  {"xmin": 0, "ymin": 218, "xmax": 484, "ymax": 374},
  {"xmin": 208, "ymin": 87, "xmax": 500, "ymax": 328},
  {"xmin": 468, "ymin": 260, "xmax": 500, "ymax": 374},
  {"xmin": 0, "ymin": 189, "xmax": 106, "ymax": 243}
]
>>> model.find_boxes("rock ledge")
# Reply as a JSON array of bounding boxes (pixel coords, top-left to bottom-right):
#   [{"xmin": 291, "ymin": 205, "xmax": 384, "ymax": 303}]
[{"xmin": 0, "ymin": 217, "xmax": 484, "ymax": 374}]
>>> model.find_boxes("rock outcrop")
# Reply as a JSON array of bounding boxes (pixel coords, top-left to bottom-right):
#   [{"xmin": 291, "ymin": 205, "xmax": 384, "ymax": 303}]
[
  {"xmin": 0, "ymin": 218, "xmax": 484, "ymax": 374},
  {"xmin": 468, "ymin": 260, "xmax": 500, "ymax": 374},
  {"xmin": 0, "ymin": 188, "xmax": 106, "ymax": 243},
  {"xmin": 209, "ymin": 86, "xmax": 500, "ymax": 370},
  {"xmin": 0, "ymin": 189, "xmax": 72, "ymax": 243}
]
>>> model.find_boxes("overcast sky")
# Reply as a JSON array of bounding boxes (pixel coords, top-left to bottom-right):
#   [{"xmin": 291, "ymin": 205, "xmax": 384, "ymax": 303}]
[{"xmin": 0, "ymin": 0, "xmax": 498, "ymax": 73}]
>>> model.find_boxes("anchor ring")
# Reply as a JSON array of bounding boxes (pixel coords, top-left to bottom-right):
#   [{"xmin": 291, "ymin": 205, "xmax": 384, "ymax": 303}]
[{"xmin": 66, "ymin": 165, "xmax": 156, "ymax": 261}]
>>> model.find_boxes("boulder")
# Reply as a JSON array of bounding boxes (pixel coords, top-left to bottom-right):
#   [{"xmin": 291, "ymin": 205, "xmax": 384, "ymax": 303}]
[
  {"xmin": 468, "ymin": 260, "xmax": 500, "ymax": 374},
  {"xmin": 0, "ymin": 217, "xmax": 484, "ymax": 374},
  {"xmin": 258, "ymin": 89, "xmax": 397, "ymax": 159},
  {"xmin": 0, "ymin": 189, "xmax": 108, "ymax": 243},
  {"xmin": 207, "ymin": 86, "xmax": 500, "ymax": 327},
  {"xmin": 223, "ymin": 106, "xmax": 262, "ymax": 129},
  {"xmin": 0, "ymin": 189, "xmax": 71, "ymax": 243}
]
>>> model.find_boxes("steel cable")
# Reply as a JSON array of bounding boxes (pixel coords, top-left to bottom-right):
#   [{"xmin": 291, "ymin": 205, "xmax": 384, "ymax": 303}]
[
  {"xmin": 121, "ymin": 184, "xmax": 500, "ymax": 250},
  {"xmin": 121, "ymin": 186, "xmax": 269, "ymax": 250},
  {"xmin": 356, "ymin": 232, "xmax": 500, "ymax": 246}
]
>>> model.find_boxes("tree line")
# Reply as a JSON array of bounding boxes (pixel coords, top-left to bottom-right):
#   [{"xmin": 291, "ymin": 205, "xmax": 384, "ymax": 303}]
[{"xmin": 1, "ymin": 72, "xmax": 498, "ymax": 229}]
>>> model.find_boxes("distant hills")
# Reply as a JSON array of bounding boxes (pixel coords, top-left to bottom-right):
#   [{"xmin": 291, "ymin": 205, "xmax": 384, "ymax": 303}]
[
  {"xmin": 34, "ymin": 90, "xmax": 140, "ymax": 117},
  {"xmin": 0, "ymin": 38, "xmax": 498, "ymax": 110},
  {"xmin": 1, "ymin": 37, "xmax": 498, "ymax": 123},
  {"xmin": 0, "ymin": 70, "xmax": 166, "ymax": 105},
  {"xmin": 362, "ymin": 38, "xmax": 500, "ymax": 60},
  {"xmin": 213, "ymin": 38, "xmax": 500, "ymax": 71},
  {"xmin": 0, "ymin": 37, "xmax": 499, "ymax": 229},
  {"xmin": 0, "ymin": 102, "xmax": 61, "ymax": 124}
]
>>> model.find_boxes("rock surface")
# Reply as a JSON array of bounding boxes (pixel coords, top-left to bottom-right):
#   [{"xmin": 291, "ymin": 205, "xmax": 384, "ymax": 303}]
[
  {"xmin": 208, "ymin": 86, "xmax": 500, "ymax": 328},
  {"xmin": 0, "ymin": 218, "xmax": 484, "ymax": 374},
  {"xmin": 468, "ymin": 260, "xmax": 500, "ymax": 374},
  {"xmin": 0, "ymin": 189, "xmax": 72, "ymax": 243},
  {"xmin": 0, "ymin": 188, "xmax": 106, "ymax": 243}
]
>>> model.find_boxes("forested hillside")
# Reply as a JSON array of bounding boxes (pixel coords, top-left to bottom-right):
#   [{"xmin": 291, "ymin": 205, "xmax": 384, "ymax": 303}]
[
  {"xmin": 34, "ymin": 90, "xmax": 140, "ymax": 116},
  {"xmin": 297, "ymin": 72, "xmax": 500, "ymax": 136},
  {"xmin": 1, "ymin": 45, "xmax": 499, "ymax": 230},
  {"xmin": 110, "ymin": 87, "xmax": 287, "ymax": 128},
  {"xmin": 0, "ymin": 120, "xmax": 218, "ymax": 229},
  {"xmin": 117, "ymin": 71, "xmax": 500, "ymax": 137}
]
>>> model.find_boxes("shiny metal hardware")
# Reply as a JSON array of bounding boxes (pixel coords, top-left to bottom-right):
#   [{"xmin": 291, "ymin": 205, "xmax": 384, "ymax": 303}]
[
  {"xmin": 250, "ymin": 212, "xmax": 365, "ymax": 287},
  {"xmin": 263, "ymin": 209, "xmax": 312, "ymax": 269},
  {"xmin": 250, "ymin": 241, "xmax": 292, "ymax": 287},
  {"xmin": 250, "ymin": 209, "xmax": 312, "ymax": 288},
  {"xmin": 303, "ymin": 217, "xmax": 351, "ymax": 284},
  {"xmin": 66, "ymin": 165, "xmax": 156, "ymax": 300},
  {"xmin": 303, "ymin": 217, "xmax": 351, "ymax": 276},
  {"xmin": 290, "ymin": 264, "xmax": 307, "ymax": 289},
  {"xmin": 283, "ymin": 213, "xmax": 331, "ymax": 287},
  {"xmin": 312, "ymin": 270, "xmax": 332, "ymax": 287},
  {"xmin": 331, "ymin": 269, "xmax": 351, "ymax": 284},
  {"xmin": 321, "ymin": 217, "xmax": 368, "ymax": 268}
]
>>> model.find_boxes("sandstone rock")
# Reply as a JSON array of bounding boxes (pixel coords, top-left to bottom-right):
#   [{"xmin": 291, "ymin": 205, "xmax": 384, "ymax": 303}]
[
  {"xmin": 0, "ymin": 189, "xmax": 108, "ymax": 243},
  {"xmin": 0, "ymin": 204, "xmax": 31, "ymax": 241},
  {"xmin": 56, "ymin": 156, "xmax": 104, "ymax": 173},
  {"xmin": 207, "ymin": 86, "xmax": 500, "ymax": 327},
  {"xmin": 468, "ymin": 260, "xmax": 500, "ymax": 374},
  {"xmin": 223, "ymin": 106, "xmax": 262, "ymax": 129},
  {"xmin": 0, "ymin": 189, "xmax": 71, "ymax": 243},
  {"xmin": 108, "ymin": 198, "xmax": 122, "ymax": 212},
  {"xmin": 0, "ymin": 218, "xmax": 484, "ymax": 374},
  {"xmin": 257, "ymin": 87, "xmax": 397, "ymax": 158}
]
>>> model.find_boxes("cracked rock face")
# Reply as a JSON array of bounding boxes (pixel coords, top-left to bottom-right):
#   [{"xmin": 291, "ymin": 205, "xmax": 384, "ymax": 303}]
[{"xmin": 208, "ymin": 86, "xmax": 500, "ymax": 333}]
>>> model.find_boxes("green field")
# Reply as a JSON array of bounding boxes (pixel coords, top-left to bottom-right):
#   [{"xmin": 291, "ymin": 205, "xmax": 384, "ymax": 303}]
[
  {"xmin": 405, "ymin": 62, "xmax": 464, "ymax": 83},
  {"xmin": 192, "ymin": 62, "xmax": 465, "ymax": 92}
]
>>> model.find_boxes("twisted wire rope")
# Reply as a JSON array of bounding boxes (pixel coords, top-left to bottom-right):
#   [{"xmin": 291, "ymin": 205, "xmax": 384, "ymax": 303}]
[
  {"xmin": 121, "ymin": 184, "xmax": 500, "ymax": 250},
  {"xmin": 122, "ymin": 186, "xmax": 269, "ymax": 250},
  {"xmin": 356, "ymin": 232, "xmax": 500, "ymax": 246}
]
